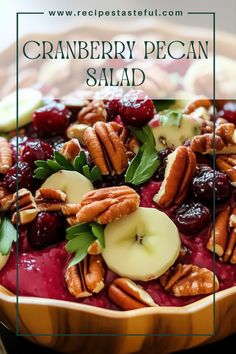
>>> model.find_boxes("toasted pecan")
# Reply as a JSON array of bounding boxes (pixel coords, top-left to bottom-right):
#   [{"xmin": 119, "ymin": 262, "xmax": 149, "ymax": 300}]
[
  {"xmin": 0, "ymin": 137, "xmax": 13, "ymax": 174},
  {"xmin": 0, "ymin": 186, "xmax": 13, "ymax": 211},
  {"xmin": 207, "ymin": 207, "xmax": 236, "ymax": 264},
  {"xmin": 59, "ymin": 139, "xmax": 81, "ymax": 161},
  {"xmin": 83, "ymin": 122, "xmax": 128, "ymax": 175},
  {"xmin": 153, "ymin": 146, "xmax": 196, "ymax": 208},
  {"xmin": 108, "ymin": 278, "xmax": 157, "ymax": 310},
  {"xmin": 11, "ymin": 188, "xmax": 38, "ymax": 225},
  {"xmin": 75, "ymin": 186, "xmax": 140, "ymax": 224},
  {"xmin": 207, "ymin": 208, "xmax": 231, "ymax": 257},
  {"xmin": 35, "ymin": 188, "xmax": 67, "ymax": 211},
  {"xmin": 160, "ymin": 264, "xmax": 219, "ymax": 296},
  {"xmin": 65, "ymin": 255, "xmax": 105, "ymax": 298},
  {"xmin": 77, "ymin": 100, "xmax": 107, "ymax": 126},
  {"xmin": 183, "ymin": 96, "xmax": 212, "ymax": 115},
  {"xmin": 216, "ymin": 155, "xmax": 236, "ymax": 185}
]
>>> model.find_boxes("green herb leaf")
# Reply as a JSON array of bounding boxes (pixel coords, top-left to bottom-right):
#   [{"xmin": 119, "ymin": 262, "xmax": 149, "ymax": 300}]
[
  {"xmin": 0, "ymin": 218, "xmax": 17, "ymax": 255},
  {"xmin": 159, "ymin": 110, "xmax": 182, "ymax": 127},
  {"xmin": 153, "ymin": 99, "xmax": 176, "ymax": 112},
  {"xmin": 82, "ymin": 165, "xmax": 92, "ymax": 180},
  {"xmin": 91, "ymin": 222, "xmax": 105, "ymax": 248},
  {"xmin": 125, "ymin": 125, "xmax": 160, "ymax": 186},
  {"xmin": 35, "ymin": 160, "xmax": 53, "ymax": 170},
  {"xmin": 125, "ymin": 148, "xmax": 143, "ymax": 183},
  {"xmin": 90, "ymin": 166, "xmax": 102, "ymax": 182},
  {"xmin": 54, "ymin": 151, "xmax": 74, "ymax": 170},
  {"xmin": 46, "ymin": 159, "xmax": 62, "ymax": 171},
  {"xmin": 73, "ymin": 155, "xmax": 84, "ymax": 173},
  {"xmin": 128, "ymin": 144, "xmax": 160, "ymax": 185},
  {"xmin": 80, "ymin": 151, "xmax": 87, "ymax": 165},
  {"xmin": 66, "ymin": 233, "xmax": 96, "ymax": 267},
  {"xmin": 34, "ymin": 167, "xmax": 52, "ymax": 180},
  {"xmin": 66, "ymin": 223, "xmax": 91, "ymax": 239}
]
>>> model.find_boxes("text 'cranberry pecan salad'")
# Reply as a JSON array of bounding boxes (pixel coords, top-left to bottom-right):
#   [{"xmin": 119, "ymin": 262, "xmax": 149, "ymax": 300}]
[{"xmin": 0, "ymin": 88, "xmax": 236, "ymax": 311}]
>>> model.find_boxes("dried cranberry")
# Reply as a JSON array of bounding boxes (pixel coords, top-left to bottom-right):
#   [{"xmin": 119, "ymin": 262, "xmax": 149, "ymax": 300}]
[
  {"xmin": 217, "ymin": 101, "xmax": 236, "ymax": 124},
  {"xmin": 119, "ymin": 90, "xmax": 155, "ymax": 127},
  {"xmin": 28, "ymin": 212, "xmax": 66, "ymax": 249},
  {"xmin": 154, "ymin": 148, "xmax": 174, "ymax": 180},
  {"xmin": 43, "ymin": 135, "xmax": 66, "ymax": 151},
  {"xmin": 22, "ymin": 139, "xmax": 53, "ymax": 168},
  {"xmin": 33, "ymin": 102, "xmax": 71, "ymax": 137},
  {"xmin": 192, "ymin": 168, "xmax": 230, "ymax": 203},
  {"xmin": 2, "ymin": 162, "xmax": 33, "ymax": 192},
  {"xmin": 174, "ymin": 203, "xmax": 211, "ymax": 235}
]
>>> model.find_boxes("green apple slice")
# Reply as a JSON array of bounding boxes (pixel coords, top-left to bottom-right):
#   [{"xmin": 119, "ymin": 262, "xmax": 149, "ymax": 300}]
[
  {"xmin": 41, "ymin": 170, "xmax": 94, "ymax": 203},
  {"xmin": 102, "ymin": 207, "xmax": 180, "ymax": 281},
  {"xmin": 0, "ymin": 252, "xmax": 10, "ymax": 271},
  {"xmin": 0, "ymin": 88, "xmax": 43, "ymax": 132}
]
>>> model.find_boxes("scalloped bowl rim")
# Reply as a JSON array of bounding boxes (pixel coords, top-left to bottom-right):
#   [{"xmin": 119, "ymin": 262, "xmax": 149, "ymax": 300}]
[{"xmin": 0, "ymin": 285, "xmax": 236, "ymax": 319}]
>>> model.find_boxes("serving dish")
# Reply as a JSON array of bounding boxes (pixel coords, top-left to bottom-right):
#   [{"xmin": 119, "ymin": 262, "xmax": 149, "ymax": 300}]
[{"xmin": 0, "ymin": 19, "xmax": 236, "ymax": 354}]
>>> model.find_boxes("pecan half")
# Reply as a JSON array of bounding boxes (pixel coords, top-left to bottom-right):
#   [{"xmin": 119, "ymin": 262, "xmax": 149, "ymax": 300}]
[
  {"xmin": 83, "ymin": 122, "xmax": 128, "ymax": 175},
  {"xmin": 35, "ymin": 188, "xmax": 67, "ymax": 211},
  {"xmin": 0, "ymin": 137, "xmax": 13, "ymax": 174},
  {"xmin": 160, "ymin": 264, "xmax": 219, "ymax": 296},
  {"xmin": 65, "ymin": 255, "xmax": 105, "ymax": 298},
  {"xmin": 61, "ymin": 203, "xmax": 81, "ymax": 226},
  {"xmin": 183, "ymin": 96, "xmax": 212, "ymax": 115},
  {"xmin": 110, "ymin": 122, "xmax": 139, "ymax": 159},
  {"xmin": 75, "ymin": 186, "xmax": 140, "ymax": 224},
  {"xmin": 216, "ymin": 155, "xmax": 236, "ymax": 186},
  {"xmin": 11, "ymin": 188, "xmax": 38, "ymax": 225},
  {"xmin": 108, "ymin": 278, "xmax": 157, "ymax": 310},
  {"xmin": 153, "ymin": 146, "xmax": 196, "ymax": 208},
  {"xmin": 190, "ymin": 134, "xmax": 225, "ymax": 153},
  {"xmin": 207, "ymin": 207, "xmax": 236, "ymax": 264},
  {"xmin": 0, "ymin": 186, "xmax": 13, "ymax": 211},
  {"xmin": 59, "ymin": 139, "xmax": 81, "ymax": 162},
  {"xmin": 77, "ymin": 100, "xmax": 107, "ymax": 126},
  {"xmin": 190, "ymin": 123, "xmax": 236, "ymax": 154}
]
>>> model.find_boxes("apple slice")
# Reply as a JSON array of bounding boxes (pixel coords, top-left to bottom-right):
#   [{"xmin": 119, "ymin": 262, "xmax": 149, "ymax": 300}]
[
  {"xmin": 102, "ymin": 207, "xmax": 180, "ymax": 281},
  {"xmin": 0, "ymin": 252, "xmax": 10, "ymax": 271},
  {"xmin": 0, "ymin": 88, "xmax": 43, "ymax": 132},
  {"xmin": 41, "ymin": 170, "xmax": 94, "ymax": 203}
]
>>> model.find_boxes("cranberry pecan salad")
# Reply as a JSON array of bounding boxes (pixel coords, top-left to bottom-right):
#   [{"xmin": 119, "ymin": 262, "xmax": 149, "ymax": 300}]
[{"xmin": 0, "ymin": 88, "xmax": 236, "ymax": 311}]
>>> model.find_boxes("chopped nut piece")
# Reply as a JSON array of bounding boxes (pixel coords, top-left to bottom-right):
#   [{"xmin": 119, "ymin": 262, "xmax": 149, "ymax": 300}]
[
  {"xmin": 108, "ymin": 278, "xmax": 157, "ymax": 310},
  {"xmin": 160, "ymin": 264, "xmax": 219, "ymax": 296},
  {"xmin": 83, "ymin": 122, "xmax": 128, "ymax": 175},
  {"xmin": 153, "ymin": 146, "xmax": 196, "ymax": 208},
  {"xmin": 11, "ymin": 188, "xmax": 38, "ymax": 225},
  {"xmin": 190, "ymin": 124, "xmax": 236, "ymax": 154},
  {"xmin": 0, "ymin": 186, "xmax": 13, "ymax": 211},
  {"xmin": 216, "ymin": 155, "xmax": 236, "ymax": 186},
  {"xmin": 207, "ymin": 206, "xmax": 236, "ymax": 264},
  {"xmin": 207, "ymin": 208, "xmax": 231, "ymax": 256},
  {"xmin": 75, "ymin": 186, "xmax": 140, "ymax": 224},
  {"xmin": 0, "ymin": 137, "xmax": 13, "ymax": 174},
  {"xmin": 77, "ymin": 100, "xmax": 107, "ymax": 125},
  {"xmin": 110, "ymin": 121, "xmax": 139, "ymax": 158},
  {"xmin": 87, "ymin": 240, "xmax": 102, "ymax": 255},
  {"xmin": 35, "ymin": 188, "xmax": 67, "ymax": 211},
  {"xmin": 59, "ymin": 139, "xmax": 81, "ymax": 161},
  {"xmin": 183, "ymin": 96, "xmax": 212, "ymax": 115},
  {"xmin": 65, "ymin": 255, "xmax": 105, "ymax": 298},
  {"xmin": 61, "ymin": 203, "xmax": 81, "ymax": 226}
]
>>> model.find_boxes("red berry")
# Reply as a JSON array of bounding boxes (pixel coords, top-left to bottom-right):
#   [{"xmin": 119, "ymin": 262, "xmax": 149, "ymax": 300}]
[
  {"xmin": 33, "ymin": 102, "xmax": 71, "ymax": 137},
  {"xmin": 106, "ymin": 99, "xmax": 120, "ymax": 120},
  {"xmin": 217, "ymin": 102, "xmax": 236, "ymax": 124},
  {"xmin": 174, "ymin": 203, "xmax": 211, "ymax": 235},
  {"xmin": 22, "ymin": 139, "xmax": 53, "ymax": 168},
  {"xmin": 154, "ymin": 148, "xmax": 174, "ymax": 180},
  {"xmin": 192, "ymin": 168, "xmax": 230, "ymax": 203},
  {"xmin": 119, "ymin": 90, "xmax": 155, "ymax": 126},
  {"xmin": 2, "ymin": 161, "xmax": 33, "ymax": 192},
  {"xmin": 28, "ymin": 212, "xmax": 65, "ymax": 249}
]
